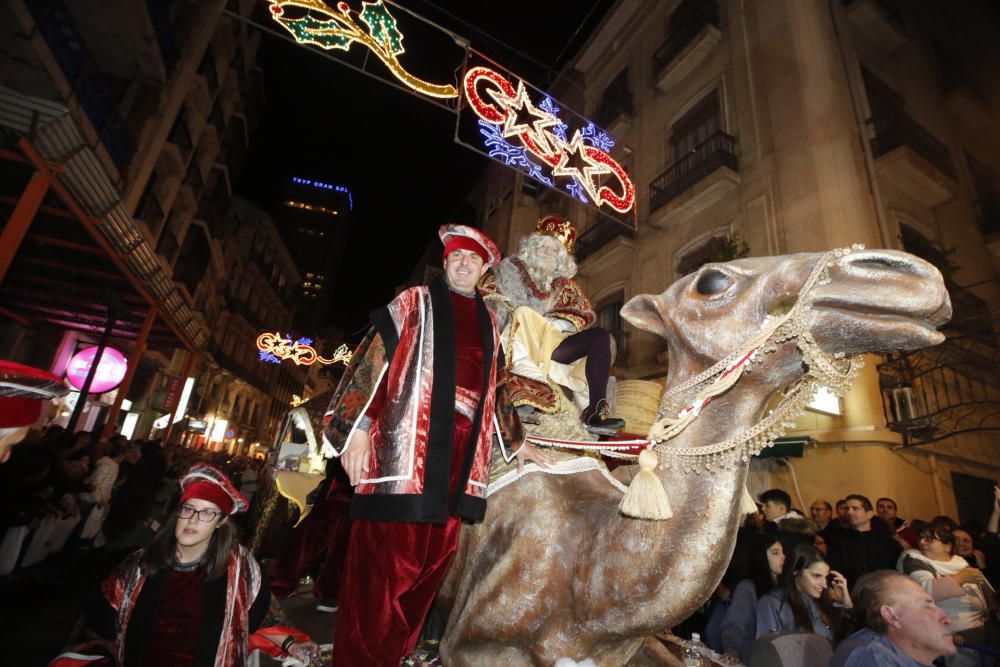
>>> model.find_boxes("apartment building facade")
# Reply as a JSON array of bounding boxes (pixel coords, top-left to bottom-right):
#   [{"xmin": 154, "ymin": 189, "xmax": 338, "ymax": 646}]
[
  {"xmin": 0, "ymin": 0, "xmax": 304, "ymax": 449},
  {"xmin": 472, "ymin": 0, "xmax": 1000, "ymax": 521}
]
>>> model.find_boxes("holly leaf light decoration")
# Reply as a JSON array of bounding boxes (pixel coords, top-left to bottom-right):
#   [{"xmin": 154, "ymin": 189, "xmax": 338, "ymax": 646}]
[
  {"xmin": 268, "ymin": 0, "xmax": 457, "ymax": 99},
  {"xmin": 278, "ymin": 10, "xmax": 353, "ymax": 51},
  {"xmin": 359, "ymin": 0, "xmax": 404, "ymax": 55}
]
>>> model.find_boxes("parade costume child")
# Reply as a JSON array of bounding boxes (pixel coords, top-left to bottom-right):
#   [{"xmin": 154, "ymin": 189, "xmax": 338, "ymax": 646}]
[{"xmin": 89, "ymin": 464, "xmax": 313, "ymax": 667}]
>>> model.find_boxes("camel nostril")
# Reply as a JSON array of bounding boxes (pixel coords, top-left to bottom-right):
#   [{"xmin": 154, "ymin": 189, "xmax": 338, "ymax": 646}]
[
  {"xmin": 851, "ymin": 257, "xmax": 913, "ymax": 272},
  {"xmin": 844, "ymin": 252, "xmax": 928, "ymax": 277}
]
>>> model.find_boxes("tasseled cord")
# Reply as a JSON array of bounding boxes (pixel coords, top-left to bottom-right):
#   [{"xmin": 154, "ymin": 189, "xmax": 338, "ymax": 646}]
[{"xmin": 619, "ymin": 448, "xmax": 673, "ymax": 520}]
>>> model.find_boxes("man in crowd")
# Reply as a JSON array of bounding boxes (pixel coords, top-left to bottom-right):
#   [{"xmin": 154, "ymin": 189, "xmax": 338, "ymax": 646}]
[
  {"xmin": 480, "ymin": 214, "xmax": 625, "ymax": 434},
  {"xmin": 829, "ymin": 570, "xmax": 956, "ymax": 667},
  {"xmin": 836, "ymin": 498, "xmax": 852, "ymax": 528},
  {"xmin": 325, "ymin": 225, "xmax": 552, "ymax": 665},
  {"xmin": 878, "ymin": 496, "xmax": 907, "ymax": 530},
  {"xmin": 828, "ymin": 494, "xmax": 903, "ymax": 588},
  {"xmin": 810, "ymin": 499, "xmax": 834, "ymax": 531},
  {"xmin": 758, "ymin": 488, "xmax": 803, "ymax": 524}
]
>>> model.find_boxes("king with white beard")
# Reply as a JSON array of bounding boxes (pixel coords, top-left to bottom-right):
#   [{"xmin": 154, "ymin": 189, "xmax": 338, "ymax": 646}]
[{"xmin": 480, "ymin": 215, "xmax": 625, "ymax": 434}]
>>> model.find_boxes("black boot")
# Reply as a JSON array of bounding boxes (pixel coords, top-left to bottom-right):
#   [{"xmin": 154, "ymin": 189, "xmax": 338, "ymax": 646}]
[{"xmin": 581, "ymin": 399, "xmax": 625, "ymax": 434}]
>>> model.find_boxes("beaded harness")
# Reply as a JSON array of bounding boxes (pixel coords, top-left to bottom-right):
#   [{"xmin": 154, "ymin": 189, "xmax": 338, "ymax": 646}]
[{"xmin": 526, "ymin": 245, "xmax": 866, "ymax": 470}]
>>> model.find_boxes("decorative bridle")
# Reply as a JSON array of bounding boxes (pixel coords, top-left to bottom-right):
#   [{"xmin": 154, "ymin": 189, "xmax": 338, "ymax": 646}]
[{"xmin": 528, "ymin": 245, "xmax": 866, "ymax": 470}]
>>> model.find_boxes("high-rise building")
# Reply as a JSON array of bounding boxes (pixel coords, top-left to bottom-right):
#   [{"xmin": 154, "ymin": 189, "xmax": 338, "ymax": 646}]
[
  {"xmin": 277, "ymin": 176, "xmax": 353, "ymax": 332},
  {"xmin": 473, "ymin": 0, "xmax": 1000, "ymax": 522}
]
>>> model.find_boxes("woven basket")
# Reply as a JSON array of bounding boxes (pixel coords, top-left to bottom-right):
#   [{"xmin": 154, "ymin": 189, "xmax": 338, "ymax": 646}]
[{"xmin": 615, "ymin": 379, "xmax": 664, "ymax": 435}]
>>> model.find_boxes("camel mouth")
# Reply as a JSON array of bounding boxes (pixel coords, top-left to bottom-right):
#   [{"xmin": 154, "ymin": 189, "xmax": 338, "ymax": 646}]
[{"xmin": 810, "ymin": 300, "xmax": 947, "ymax": 347}]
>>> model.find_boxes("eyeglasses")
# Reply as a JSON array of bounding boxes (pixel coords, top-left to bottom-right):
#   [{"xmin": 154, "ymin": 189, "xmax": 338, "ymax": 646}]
[
  {"xmin": 919, "ymin": 533, "xmax": 941, "ymax": 543},
  {"xmin": 178, "ymin": 505, "xmax": 223, "ymax": 522}
]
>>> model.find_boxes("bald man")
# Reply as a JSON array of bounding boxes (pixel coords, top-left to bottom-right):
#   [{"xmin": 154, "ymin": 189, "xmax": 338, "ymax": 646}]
[{"xmin": 829, "ymin": 570, "xmax": 956, "ymax": 667}]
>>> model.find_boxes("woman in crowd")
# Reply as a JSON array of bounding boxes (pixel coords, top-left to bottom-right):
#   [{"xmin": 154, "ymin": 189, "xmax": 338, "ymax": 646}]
[
  {"xmin": 953, "ymin": 527, "xmax": 987, "ymax": 570},
  {"xmin": 898, "ymin": 521, "xmax": 998, "ymax": 667},
  {"xmin": 718, "ymin": 528, "xmax": 786, "ymax": 664},
  {"xmin": 756, "ymin": 543, "xmax": 853, "ymax": 644},
  {"xmin": 87, "ymin": 463, "xmax": 314, "ymax": 666}
]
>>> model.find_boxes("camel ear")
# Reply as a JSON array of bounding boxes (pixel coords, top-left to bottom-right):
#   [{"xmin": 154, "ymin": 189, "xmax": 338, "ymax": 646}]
[{"xmin": 621, "ymin": 293, "xmax": 672, "ymax": 339}]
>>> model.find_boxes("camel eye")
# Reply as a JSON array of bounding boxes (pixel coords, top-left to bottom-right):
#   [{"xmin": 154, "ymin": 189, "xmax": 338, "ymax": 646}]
[{"xmin": 695, "ymin": 270, "xmax": 733, "ymax": 296}]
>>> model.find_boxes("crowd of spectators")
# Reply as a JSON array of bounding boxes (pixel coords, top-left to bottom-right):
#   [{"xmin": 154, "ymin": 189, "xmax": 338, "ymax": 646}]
[
  {"xmin": 0, "ymin": 425, "xmax": 264, "ymax": 577},
  {"xmin": 703, "ymin": 487, "xmax": 1000, "ymax": 666}
]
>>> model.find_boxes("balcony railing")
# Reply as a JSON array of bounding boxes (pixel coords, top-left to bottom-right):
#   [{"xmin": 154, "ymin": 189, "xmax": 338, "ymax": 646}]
[
  {"xmin": 576, "ymin": 219, "xmax": 635, "ymax": 263},
  {"xmin": 653, "ymin": 0, "xmax": 720, "ymax": 77},
  {"xmin": 868, "ymin": 104, "xmax": 955, "ymax": 179},
  {"xmin": 946, "ymin": 281, "xmax": 996, "ymax": 344},
  {"xmin": 650, "ymin": 131, "xmax": 737, "ymax": 212},
  {"xmin": 878, "ymin": 335, "xmax": 1000, "ymax": 446}
]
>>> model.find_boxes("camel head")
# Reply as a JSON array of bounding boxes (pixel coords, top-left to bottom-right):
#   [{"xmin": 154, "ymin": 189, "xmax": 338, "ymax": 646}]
[{"xmin": 621, "ymin": 248, "xmax": 951, "ymax": 386}]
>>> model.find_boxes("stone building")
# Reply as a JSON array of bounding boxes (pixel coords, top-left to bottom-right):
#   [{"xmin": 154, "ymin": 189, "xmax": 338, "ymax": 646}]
[
  {"xmin": 0, "ymin": 0, "xmax": 303, "ymax": 449},
  {"xmin": 471, "ymin": 0, "xmax": 1000, "ymax": 521}
]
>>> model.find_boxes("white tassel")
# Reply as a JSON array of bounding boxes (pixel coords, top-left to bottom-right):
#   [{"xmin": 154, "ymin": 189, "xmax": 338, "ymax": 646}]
[{"xmin": 619, "ymin": 448, "xmax": 673, "ymax": 520}]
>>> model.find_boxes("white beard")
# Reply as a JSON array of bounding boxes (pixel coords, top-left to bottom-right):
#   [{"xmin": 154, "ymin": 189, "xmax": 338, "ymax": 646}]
[{"xmin": 521, "ymin": 254, "xmax": 558, "ymax": 291}]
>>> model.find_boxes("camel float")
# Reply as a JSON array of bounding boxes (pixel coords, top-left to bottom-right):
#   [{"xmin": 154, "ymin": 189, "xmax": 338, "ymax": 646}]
[{"xmin": 437, "ymin": 247, "xmax": 951, "ymax": 665}]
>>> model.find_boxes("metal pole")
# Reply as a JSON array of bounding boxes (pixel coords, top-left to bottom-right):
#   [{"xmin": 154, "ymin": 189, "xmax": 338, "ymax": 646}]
[
  {"xmin": 162, "ymin": 351, "xmax": 197, "ymax": 445},
  {"xmin": 100, "ymin": 307, "xmax": 157, "ymax": 440},
  {"xmin": 0, "ymin": 169, "xmax": 52, "ymax": 285},
  {"xmin": 67, "ymin": 305, "xmax": 117, "ymax": 432}
]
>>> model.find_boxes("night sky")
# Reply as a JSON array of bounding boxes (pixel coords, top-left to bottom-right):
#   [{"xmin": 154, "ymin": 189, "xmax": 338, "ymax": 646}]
[{"xmin": 235, "ymin": 0, "xmax": 615, "ymax": 336}]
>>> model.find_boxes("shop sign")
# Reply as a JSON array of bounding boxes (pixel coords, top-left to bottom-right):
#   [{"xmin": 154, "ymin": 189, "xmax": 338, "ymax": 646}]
[{"xmin": 65, "ymin": 346, "xmax": 127, "ymax": 393}]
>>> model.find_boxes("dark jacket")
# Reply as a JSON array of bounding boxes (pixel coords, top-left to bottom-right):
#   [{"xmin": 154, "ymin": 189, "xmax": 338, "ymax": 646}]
[{"xmin": 827, "ymin": 523, "xmax": 902, "ymax": 587}]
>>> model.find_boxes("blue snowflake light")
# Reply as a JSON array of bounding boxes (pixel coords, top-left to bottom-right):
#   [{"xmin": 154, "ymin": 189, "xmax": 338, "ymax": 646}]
[
  {"xmin": 564, "ymin": 181, "xmax": 589, "ymax": 203},
  {"xmin": 259, "ymin": 350, "xmax": 281, "ymax": 364},
  {"xmin": 478, "ymin": 120, "xmax": 552, "ymax": 186},
  {"xmin": 540, "ymin": 97, "xmax": 569, "ymax": 143},
  {"xmin": 581, "ymin": 122, "xmax": 615, "ymax": 153}
]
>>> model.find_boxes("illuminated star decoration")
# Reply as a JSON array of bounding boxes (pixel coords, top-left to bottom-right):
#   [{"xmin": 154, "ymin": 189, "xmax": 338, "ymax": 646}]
[
  {"xmin": 539, "ymin": 98, "xmax": 586, "ymax": 202},
  {"xmin": 551, "ymin": 130, "xmax": 613, "ymax": 204},
  {"xmin": 267, "ymin": 0, "xmax": 458, "ymax": 99},
  {"xmin": 256, "ymin": 332, "xmax": 353, "ymax": 366},
  {"xmin": 491, "ymin": 81, "xmax": 561, "ymax": 157},
  {"xmin": 464, "ymin": 66, "xmax": 636, "ymax": 213}
]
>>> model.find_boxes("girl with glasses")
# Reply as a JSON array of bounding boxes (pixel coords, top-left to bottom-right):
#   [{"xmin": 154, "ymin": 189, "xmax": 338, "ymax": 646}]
[{"xmin": 78, "ymin": 463, "xmax": 317, "ymax": 666}]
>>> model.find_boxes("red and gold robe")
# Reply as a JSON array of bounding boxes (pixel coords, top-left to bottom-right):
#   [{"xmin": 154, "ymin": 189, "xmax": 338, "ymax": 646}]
[
  {"xmin": 480, "ymin": 257, "xmax": 597, "ymax": 412},
  {"xmin": 101, "ymin": 545, "xmax": 262, "ymax": 667},
  {"xmin": 323, "ymin": 274, "xmax": 514, "ymax": 524}
]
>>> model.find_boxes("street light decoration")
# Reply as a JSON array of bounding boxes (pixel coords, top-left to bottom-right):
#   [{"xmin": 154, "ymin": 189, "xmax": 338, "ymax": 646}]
[
  {"xmin": 257, "ymin": 332, "xmax": 353, "ymax": 366},
  {"xmin": 463, "ymin": 66, "xmax": 635, "ymax": 213},
  {"xmin": 267, "ymin": 0, "xmax": 458, "ymax": 99}
]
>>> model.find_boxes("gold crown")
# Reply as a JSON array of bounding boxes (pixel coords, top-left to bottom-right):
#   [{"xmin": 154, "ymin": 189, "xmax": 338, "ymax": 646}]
[{"xmin": 534, "ymin": 215, "xmax": 577, "ymax": 253}]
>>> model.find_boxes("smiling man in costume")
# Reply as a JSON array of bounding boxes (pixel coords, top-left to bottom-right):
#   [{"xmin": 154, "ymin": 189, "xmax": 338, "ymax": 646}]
[{"xmin": 322, "ymin": 224, "xmax": 552, "ymax": 666}]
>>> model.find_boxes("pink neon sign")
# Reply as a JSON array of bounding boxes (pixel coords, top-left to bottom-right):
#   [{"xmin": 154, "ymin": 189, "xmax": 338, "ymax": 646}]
[{"xmin": 65, "ymin": 346, "xmax": 127, "ymax": 393}]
